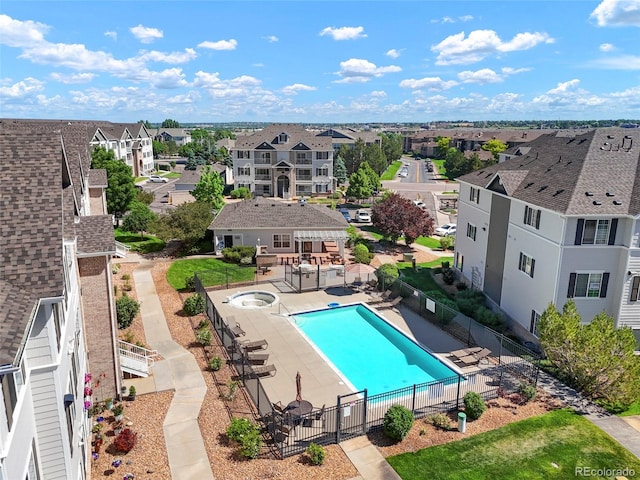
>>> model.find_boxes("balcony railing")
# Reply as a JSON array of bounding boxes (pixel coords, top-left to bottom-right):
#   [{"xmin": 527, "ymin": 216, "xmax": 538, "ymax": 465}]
[
  {"xmin": 296, "ymin": 175, "xmax": 312, "ymax": 181},
  {"xmin": 115, "ymin": 241, "xmax": 130, "ymax": 258},
  {"xmin": 255, "ymin": 174, "xmax": 271, "ymax": 181},
  {"xmin": 118, "ymin": 340, "xmax": 158, "ymax": 377}
]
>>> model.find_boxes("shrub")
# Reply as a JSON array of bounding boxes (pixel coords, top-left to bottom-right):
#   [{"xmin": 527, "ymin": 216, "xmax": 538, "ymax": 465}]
[
  {"xmin": 439, "ymin": 236, "xmax": 454, "ymax": 250},
  {"xmin": 114, "ymin": 428, "xmax": 137, "ymax": 453},
  {"xmin": 222, "ymin": 246, "xmax": 256, "ymax": 263},
  {"xmin": 222, "ymin": 380, "xmax": 239, "ymax": 401},
  {"xmin": 208, "ymin": 356, "xmax": 222, "ymax": 371},
  {"xmin": 230, "ymin": 187, "xmax": 252, "ymax": 199},
  {"xmin": 430, "ymin": 413, "xmax": 453, "ymax": 431},
  {"xmin": 240, "ymin": 256, "xmax": 253, "ymax": 266},
  {"xmin": 128, "ymin": 385, "xmax": 136, "ymax": 399},
  {"xmin": 306, "ymin": 443, "xmax": 326, "ymax": 465},
  {"xmin": 122, "ymin": 283, "xmax": 132, "ymax": 292},
  {"xmin": 353, "ymin": 244, "xmax": 372, "ymax": 264},
  {"xmin": 328, "ymin": 192, "xmax": 342, "ymax": 199},
  {"xmin": 456, "ymin": 282, "xmax": 468, "ymax": 291},
  {"xmin": 376, "ymin": 263, "xmax": 400, "ymax": 290},
  {"xmin": 383, "ymin": 405, "xmax": 414, "ymax": 442},
  {"xmin": 463, "ymin": 392, "xmax": 486, "ymax": 420},
  {"xmin": 517, "ymin": 384, "xmax": 537, "ymax": 403},
  {"xmin": 441, "ymin": 261, "xmax": 450, "ymax": 270},
  {"xmin": 196, "ymin": 318, "xmax": 209, "ymax": 329},
  {"xmin": 456, "ymin": 288, "xmax": 486, "ymax": 305},
  {"xmin": 595, "ymin": 399, "xmax": 630, "ymax": 414},
  {"xmin": 185, "ymin": 275, "xmax": 197, "ymax": 292},
  {"xmin": 183, "ymin": 294, "xmax": 205, "ymax": 316},
  {"xmin": 121, "ymin": 273, "xmax": 131, "ymax": 281},
  {"xmin": 475, "ymin": 306, "xmax": 504, "ymax": 330},
  {"xmin": 441, "ymin": 267, "xmax": 456, "ymax": 285},
  {"xmin": 238, "ymin": 428, "xmax": 262, "ymax": 459},
  {"xmin": 456, "ymin": 298, "xmax": 479, "ymax": 317},
  {"xmin": 196, "ymin": 327, "xmax": 212, "ymax": 346},
  {"xmin": 116, "ymin": 294, "xmax": 140, "ymax": 329},
  {"xmin": 226, "ymin": 417, "xmax": 254, "ymax": 443}
]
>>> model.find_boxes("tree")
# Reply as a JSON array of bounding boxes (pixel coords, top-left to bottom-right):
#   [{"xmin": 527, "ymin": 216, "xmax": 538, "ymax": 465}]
[
  {"xmin": 539, "ymin": 300, "xmax": 640, "ymax": 408},
  {"xmin": 152, "ymin": 201, "xmax": 215, "ymax": 251},
  {"xmin": 371, "ymin": 193, "xmax": 434, "ymax": 245},
  {"xmin": 191, "ymin": 165, "xmax": 225, "ymax": 212},
  {"xmin": 136, "ymin": 189, "xmax": 154, "ymax": 206},
  {"xmin": 363, "ymin": 142, "xmax": 387, "ymax": 176},
  {"xmin": 90, "ymin": 147, "xmax": 136, "ymax": 224},
  {"xmin": 122, "ymin": 201, "xmax": 156, "ymax": 239},
  {"xmin": 380, "ymin": 132, "xmax": 403, "ymax": 164},
  {"xmin": 346, "ymin": 162, "xmax": 379, "ymax": 201},
  {"xmin": 213, "ymin": 129, "xmax": 236, "ymax": 141},
  {"xmin": 161, "ymin": 119, "xmax": 180, "ymax": 128},
  {"xmin": 333, "ymin": 155, "xmax": 348, "ymax": 185},
  {"xmin": 481, "ymin": 138, "xmax": 508, "ymax": 161},
  {"xmin": 138, "ymin": 120, "xmax": 152, "ymax": 129},
  {"xmin": 435, "ymin": 137, "xmax": 451, "ymax": 159},
  {"xmin": 152, "ymin": 140, "xmax": 166, "ymax": 159}
]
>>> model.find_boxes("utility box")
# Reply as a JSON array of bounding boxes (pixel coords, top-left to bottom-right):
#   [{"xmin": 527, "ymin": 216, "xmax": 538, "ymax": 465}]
[
  {"xmin": 403, "ymin": 253, "xmax": 414, "ymax": 262},
  {"xmin": 458, "ymin": 412, "xmax": 467, "ymax": 433}
]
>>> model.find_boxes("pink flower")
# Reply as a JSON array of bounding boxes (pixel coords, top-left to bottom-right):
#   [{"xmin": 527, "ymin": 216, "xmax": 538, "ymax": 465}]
[
  {"xmin": 84, "ymin": 386, "xmax": 93, "ymax": 397},
  {"xmin": 84, "ymin": 400, "xmax": 92, "ymax": 411},
  {"xmin": 84, "ymin": 373, "xmax": 92, "ymax": 384}
]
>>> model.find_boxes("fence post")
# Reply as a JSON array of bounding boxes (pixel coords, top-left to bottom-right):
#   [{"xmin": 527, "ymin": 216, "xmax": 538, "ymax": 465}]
[
  {"xmin": 499, "ymin": 335, "xmax": 504, "ymax": 366},
  {"xmin": 362, "ymin": 389, "xmax": 368, "ymax": 435},
  {"xmin": 456, "ymin": 375, "xmax": 462, "ymax": 409},
  {"xmin": 411, "ymin": 384, "xmax": 416, "ymax": 413},
  {"xmin": 336, "ymin": 395, "xmax": 342, "ymax": 444}
]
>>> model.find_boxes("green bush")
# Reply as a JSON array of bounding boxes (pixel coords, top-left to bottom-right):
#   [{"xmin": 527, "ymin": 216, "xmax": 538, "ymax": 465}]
[
  {"xmin": 456, "ymin": 298, "xmax": 479, "ymax": 317},
  {"xmin": 230, "ymin": 187, "xmax": 252, "ymax": 199},
  {"xmin": 430, "ymin": 413, "xmax": 453, "ymax": 430},
  {"xmin": 439, "ymin": 236, "xmax": 454, "ymax": 250},
  {"xmin": 183, "ymin": 294, "xmax": 206, "ymax": 316},
  {"xmin": 441, "ymin": 267, "xmax": 456, "ymax": 285},
  {"xmin": 306, "ymin": 443, "xmax": 326, "ymax": 465},
  {"xmin": 226, "ymin": 417, "xmax": 254, "ymax": 443},
  {"xmin": 595, "ymin": 399, "xmax": 630, "ymax": 414},
  {"xmin": 196, "ymin": 326, "xmax": 211, "ymax": 346},
  {"xmin": 328, "ymin": 192, "xmax": 342, "ymax": 199},
  {"xmin": 240, "ymin": 256, "xmax": 253, "ymax": 266},
  {"xmin": 463, "ymin": 392, "xmax": 486, "ymax": 420},
  {"xmin": 185, "ymin": 275, "xmax": 197, "ymax": 292},
  {"xmin": 222, "ymin": 246, "xmax": 256, "ymax": 264},
  {"xmin": 456, "ymin": 282, "xmax": 468, "ymax": 291},
  {"xmin": 474, "ymin": 306, "xmax": 504, "ymax": 330},
  {"xmin": 353, "ymin": 243, "xmax": 372, "ymax": 264},
  {"xmin": 226, "ymin": 417, "xmax": 262, "ymax": 459},
  {"xmin": 441, "ymin": 261, "xmax": 450, "ymax": 270},
  {"xmin": 208, "ymin": 356, "xmax": 222, "ymax": 371},
  {"xmin": 517, "ymin": 384, "xmax": 537, "ymax": 403},
  {"xmin": 456, "ymin": 288, "xmax": 485, "ymax": 304},
  {"xmin": 376, "ymin": 263, "xmax": 400, "ymax": 289},
  {"xmin": 383, "ymin": 405, "xmax": 414, "ymax": 442},
  {"xmin": 116, "ymin": 294, "xmax": 140, "ymax": 329}
]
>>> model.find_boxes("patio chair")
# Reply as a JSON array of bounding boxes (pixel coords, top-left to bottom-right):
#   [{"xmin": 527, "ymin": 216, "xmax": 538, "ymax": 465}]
[
  {"xmin": 253, "ymin": 364, "xmax": 277, "ymax": 377},
  {"xmin": 273, "ymin": 401, "xmax": 287, "ymax": 415},
  {"xmin": 303, "ymin": 404, "xmax": 326, "ymax": 429},
  {"xmin": 369, "ymin": 289, "xmax": 392, "ymax": 303},
  {"xmin": 450, "ymin": 346, "xmax": 482, "ymax": 358},
  {"xmin": 239, "ymin": 338, "xmax": 268, "ymax": 351},
  {"xmin": 453, "ymin": 348, "xmax": 492, "ymax": 366},
  {"xmin": 230, "ymin": 322, "xmax": 246, "ymax": 337},
  {"xmin": 376, "ymin": 296, "xmax": 403, "ymax": 310},
  {"xmin": 275, "ymin": 423, "xmax": 294, "ymax": 445},
  {"xmin": 247, "ymin": 352, "xmax": 269, "ymax": 364}
]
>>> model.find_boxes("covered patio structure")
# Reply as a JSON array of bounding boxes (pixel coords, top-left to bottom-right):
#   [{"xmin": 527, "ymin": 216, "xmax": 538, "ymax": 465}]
[{"xmin": 293, "ymin": 230, "xmax": 349, "ymax": 264}]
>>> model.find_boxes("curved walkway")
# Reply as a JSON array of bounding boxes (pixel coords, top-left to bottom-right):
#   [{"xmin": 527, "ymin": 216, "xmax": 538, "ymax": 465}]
[{"xmin": 132, "ymin": 259, "xmax": 215, "ymax": 480}]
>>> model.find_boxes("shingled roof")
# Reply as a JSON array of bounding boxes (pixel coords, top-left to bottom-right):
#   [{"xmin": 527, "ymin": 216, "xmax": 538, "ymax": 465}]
[
  {"xmin": 458, "ymin": 128, "xmax": 640, "ymax": 216},
  {"xmin": 233, "ymin": 124, "xmax": 333, "ymax": 151},
  {"xmin": 209, "ymin": 197, "xmax": 348, "ymax": 230}
]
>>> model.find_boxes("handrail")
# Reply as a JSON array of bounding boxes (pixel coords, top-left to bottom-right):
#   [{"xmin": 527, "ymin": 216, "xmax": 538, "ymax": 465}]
[
  {"xmin": 278, "ymin": 302, "xmax": 293, "ymax": 317},
  {"xmin": 118, "ymin": 340, "xmax": 158, "ymax": 369}
]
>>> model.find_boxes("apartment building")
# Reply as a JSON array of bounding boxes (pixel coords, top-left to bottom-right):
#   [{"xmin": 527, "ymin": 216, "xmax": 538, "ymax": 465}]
[
  {"xmin": 0, "ymin": 119, "xmax": 126, "ymax": 479},
  {"xmin": 232, "ymin": 124, "xmax": 334, "ymax": 199},
  {"xmin": 90, "ymin": 122, "xmax": 155, "ymax": 177},
  {"xmin": 454, "ymin": 128, "xmax": 640, "ymax": 346}
]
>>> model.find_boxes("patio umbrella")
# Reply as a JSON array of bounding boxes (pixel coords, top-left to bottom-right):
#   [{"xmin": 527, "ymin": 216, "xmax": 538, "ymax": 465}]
[
  {"xmin": 296, "ymin": 371, "xmax": 302, "ymax": 401},
  {"xmin": 345, "ymin": 262, "xmax": 376, "ymax": 281}
]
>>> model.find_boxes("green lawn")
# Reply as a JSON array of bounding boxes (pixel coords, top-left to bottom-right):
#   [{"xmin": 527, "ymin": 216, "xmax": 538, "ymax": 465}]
[
  {"xmin": 387, "ymin": 409, "xmax": 640, "ymax": 480},
  {"xmin": 381, "ymin": 160, "xmax": 402, "ymax": 180},
  {"xmin": 114, "ymin": 229, "xmax": 166, "ymax": 254},
  {"xmin": 359, "ymin": 225, "xmax": 385, "ymax": 240},
  {"xmin": 397, "ymin": 258, "xmax": 453, "ymax": 296},
  {"xmin": 414, "ymin": 236, "xmax": 444, "ymax": 249},
  {"xmin": 619, "ymin": 400, "xmax": 640, "ymax": 416},
  {"xmin": 166, "ymin": 258, "xmax": 255, "ymax": 290},
  {"xmin": 165, "ymin": 171, "xmax": 181, "ymax": 178},
  {"xmin": 431, "ymin": 159, "xmax": 447, "ymax": 178}
]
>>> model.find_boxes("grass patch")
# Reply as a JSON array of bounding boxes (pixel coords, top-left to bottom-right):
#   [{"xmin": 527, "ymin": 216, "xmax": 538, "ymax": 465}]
[
  {"xmin": 381, "ymin": 161, "xmax": 402, "ymax": 181},
  {"xmin": 114, "ymin": 229, "xmax": 166, "ymax": 254},
  {"xmin": 166, "ymin": 258, "xmax": 255, "ymax": 290},
  {"xmin": 360, "ymin": 225, "xmax": 385, "ymax": 241},
  {"xmin": 165, "ymin": 172, "xmax": 181, "ymax": 178},
  {"xmin": 134, "ymin": 177, "xmax": 147, "ymax": 183},
  {"xmin": 388, "ymin": 409, "xmax": 640, "ymax": 480},
  {"xmin": 397, "ymin": 259, "xmax": 453, "ymax": 296},
  {"xmin": 414, "ymin": 236, "xmax": 444, "ymax": 249},
  {"xmin": 618, "ymin": 400, "xmax": 640, "ymax": 417}
]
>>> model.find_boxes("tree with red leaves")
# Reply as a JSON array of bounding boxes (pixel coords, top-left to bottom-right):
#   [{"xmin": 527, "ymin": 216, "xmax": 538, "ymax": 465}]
[{"xmin": 371, "ymin": 194, "xmax": 434, "ymax": 246}]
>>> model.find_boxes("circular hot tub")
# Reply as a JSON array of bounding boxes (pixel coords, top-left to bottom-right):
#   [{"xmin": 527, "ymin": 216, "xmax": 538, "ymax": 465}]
[{"xmin": 227, "ymin": 291, "xmax": 279, "ymax": 309}]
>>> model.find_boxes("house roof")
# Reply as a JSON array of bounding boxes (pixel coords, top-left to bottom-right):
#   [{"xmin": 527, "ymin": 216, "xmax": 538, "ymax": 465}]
[
  {"xmin": 89, "ymin": 169, "xmax": 108, "ymax": 187},
  {"xmin": 75, "ymin": 215, "xmax": 119, "ymax": 255},
  {"xmin": 233, "ymin": 124, "xmax": 333, "ymax": 151},
  {"xmin": 209, "ymin": 196, "xmax": 349, "ymax": 230},
  {"xmin": 458, "ymin": 128, "xmax": 640, "ymax": 216}
]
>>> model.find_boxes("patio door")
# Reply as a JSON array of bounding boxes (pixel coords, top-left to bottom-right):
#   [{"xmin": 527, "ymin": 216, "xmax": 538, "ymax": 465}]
[
  {"xmin": 277, "ymin": 175, "xmax": 290, "ymax": 198},
  {"xmin": 294, "ymin": 241, "xmax": 312, "ymax": 253}
]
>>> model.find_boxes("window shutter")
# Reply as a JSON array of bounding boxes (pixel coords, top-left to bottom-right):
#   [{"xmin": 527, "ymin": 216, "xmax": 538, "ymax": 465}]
[
  {"xmin": 535, "ymin": 210, "xmax": 541, "ymax": 229},
  {"xmin": 608, "ymin": 219, "xmax": 618, "ymax": 245},
  {"xmin": 574, "ymin": 219, "xmax": 584, "ymax": 245},
  {"xmin": 599, "ymin": 273, "xmax": 610, "ymax": 298},
  {"xmin": 567, "ymin": 273, "xmax": 576, "ymax": 298},
  {"xmin": 631, "ymin": 276, "xmax": 640, "ymax": 302},
  {"xmin": 530, "ymin": 258, "xmax": 535, "ymax": 278},
  {"xmin": 530, "ymin": 311, "xmax": 536, "ymax": 333},
  {"xmin": 523, "ymin": 206, "xmax": 528, "ymax": 224}
]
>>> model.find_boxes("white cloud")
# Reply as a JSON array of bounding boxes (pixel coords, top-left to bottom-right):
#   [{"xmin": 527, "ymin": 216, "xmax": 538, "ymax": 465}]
[
  {"xmin": 590, "ymin": 0, "xmax": 640, "ymax": 27},
  {"xmin": 319, "ymin": 26, "xmax": 367, "ymax": 41},
  {"xmin": 431, "ymin": 15, "xmax": 474, "ymax": 24},
  {"xmin": 432, "ymin": 29, "xmax": 554, "ymax": 65},
  {"xmin": 442, "ymin": 17, "xmax": 455, "ymax": 24},
  {"xmin": 532, "ymin": 79, "xmax": 606, "ymax": 108},
  {"xmin": 50, "ymin": 72, "xmax": 96, "ymax": 84},
  {"xmin": 130, "ymin": 24, "xmax": 163, "ymax": 44},
  {"xmin": 282, "ymin": 83, "xmax": 317, "ymax": 95},
  {"xmin": 137, "ymin": 48, "xmax": 197, "ymax": 64},
  {"xmin": 599, "ymin": 43, "xmax": 616, "ymax": 51},
  {"xmin": 386, "ymin": 49, "xmax": 401, "ymax": 59},
  {"xmin": 459, "ymin": 15, "xmax": 474, "ymax": 22},
  {"xmin": 198, "ymin": 39, "xmax": 238, "ymax": 51},
  {"xmin": 264, "ymin": 35, "xmax": 278, "ymax": 43},
  {"xmin": 334, "ymin": 58, "xmax": 401, "ymax": 83},
  {"xmin": 370, "ymin": 90, "xmax": 387, "ymax": 98},
  {"xmin": 0, "ymin": 14, "xmax": 49, "ymax": 48},
  {"xmin": 399, "ymin": 77, "xmax": 457, "ymax": 91},
  {"xmin": 0, "ymin": 77, "xmax": 45, "ymax": 99},
  {"xmin": 104, "ymin": 31, "xmax": 117, "ymax": 41},
  {"xmin": 458, "ymin": 68, "xmax": 503, "ymax": 84},
  {"xmin": 589, "ymin": 54, "xmax": 640, "ymax": 69},
  {"xmin": 501, "ymin": 67, "xmax": 531, "ymax": 75},
  {"xmin": 150, "ymin": 68, "xmax": 189, "ymax": 89}
]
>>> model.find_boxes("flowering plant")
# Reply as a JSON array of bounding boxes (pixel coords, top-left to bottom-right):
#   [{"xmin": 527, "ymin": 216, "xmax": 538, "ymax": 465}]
[
  {"xmin": 84, "ymin": 373, "xmax": 92, "ymax": 384},
  {"xmin": 84, "ymin": 386, "xmax": 93, "ymax": 397},
  {"xmin": 84, "ymin": 400, "xmax": 92, "ymax": 411}
]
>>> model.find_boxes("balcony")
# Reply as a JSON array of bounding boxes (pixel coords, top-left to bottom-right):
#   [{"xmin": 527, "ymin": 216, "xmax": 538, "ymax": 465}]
[
  {"xmin": 115, "ymin": 241, "xmax": 130, "ymax": 258},
  {"xmin": 118, "ymin": 340, "xmax": 158, "ymax": 377},
  {"xmin": 255, "ymin": 174, "xmax": 271, "ymax": 181},
  {"xmin": 296, "ymin": 175, "xmax": 312, "ymax": 181}
]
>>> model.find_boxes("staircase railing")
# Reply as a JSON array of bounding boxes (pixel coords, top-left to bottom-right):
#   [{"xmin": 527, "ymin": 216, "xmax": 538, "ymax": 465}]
[{"xmin": 118, "ymin": 340, "xmax": 158, "ymax": 376}]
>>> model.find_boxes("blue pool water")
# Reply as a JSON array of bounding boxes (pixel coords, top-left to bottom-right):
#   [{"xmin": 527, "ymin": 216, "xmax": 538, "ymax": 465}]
[{"xmin": 293, "ymin": 304, "xmax": 459, "ymax": 396}]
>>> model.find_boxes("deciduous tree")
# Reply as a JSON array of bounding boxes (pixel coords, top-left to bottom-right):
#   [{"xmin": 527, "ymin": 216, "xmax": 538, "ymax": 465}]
[
  {"xmin": 161, "ymin": 119, "xmax": 180, "ymax": 128},
  {"xmin": 90, "ymin": 147, "xmax": 136, "ymax": 224},
  {"xmin": 122, "ymin": 201, "xmax": 156, "ymax": 239},
  {"xmin": 436, "ymin": 137, "xmax": 451, "ymax": 159},
  {"xmin": 192, "ymin": 165, "xmax": 225, "ymax": 212},
  {"xmin": 371, "ymin": 193, "xmax": 434, "ymax": 245},
  {"xmin": 481, "ymin": 138, "xmax": 508, "ymax": 161},
  {"xmin": 152, "ymin": 201, "xmax": 215, "ymax": 251}
]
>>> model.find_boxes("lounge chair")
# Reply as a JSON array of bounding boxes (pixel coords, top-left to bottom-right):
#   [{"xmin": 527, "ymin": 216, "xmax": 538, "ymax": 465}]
[
  {"xmin": 246, "ymin": 352, "xmax": 269, "ymax": 364},
  {"xmin": 239, "ymin": 339, "xmax": 268, "ymax": 351},
  {"xmin": 450, "ymin": 346, "xmax": 482, "ymax": 358},
  {"xmin": 369, "ymin": 290, "xmax": 392, "ymax": 303},
  {"xmin": 230, "ymin": 322, "xmax": 246, "ymax": 337},
  {"xmin": 253, "ymin": 364, "xmax": 277, "ymax": 377},
  {"xmin": 273, "ymin": 401, "xmax": 287, "ymax": 414},
  {"xmin": 454, "ymin": 348, "xmax": 492, "ymax": 366},
  {"xmin": 376, "ymin": 296, "xmax": 403, "ymax": 310}
]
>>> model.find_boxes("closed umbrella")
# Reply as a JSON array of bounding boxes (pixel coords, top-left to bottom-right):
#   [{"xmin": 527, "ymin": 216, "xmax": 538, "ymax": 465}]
[
  {"xmin": 345, "ymin": 262, "xmax": 376, "ymax": 281},
  {"xmin": 296, "ymin": 371, "xmax": 302, "ymax": 401}
]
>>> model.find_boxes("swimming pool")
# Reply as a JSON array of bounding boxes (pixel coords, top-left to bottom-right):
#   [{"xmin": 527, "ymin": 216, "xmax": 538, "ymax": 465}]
[{"xmin": 293, "ymin": 304, "xmax": 460, "ymax": 396}]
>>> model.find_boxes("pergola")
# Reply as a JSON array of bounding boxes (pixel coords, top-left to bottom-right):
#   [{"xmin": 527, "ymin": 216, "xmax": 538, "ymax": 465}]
[{"xmin": 293, "ymin": 230, "xmax": 348, "ymax": 260}]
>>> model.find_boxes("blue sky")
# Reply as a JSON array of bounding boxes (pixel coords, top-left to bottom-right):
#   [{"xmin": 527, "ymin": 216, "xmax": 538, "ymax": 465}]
[{"xmin": 1, "ymin": 0, "xmax": 639, "ymax": 123}]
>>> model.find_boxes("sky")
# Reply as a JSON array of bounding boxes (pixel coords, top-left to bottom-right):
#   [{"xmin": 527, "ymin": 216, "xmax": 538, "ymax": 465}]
[{"xmin": 1, "ymin": 0, "xmax": 639, "ymax": 123}]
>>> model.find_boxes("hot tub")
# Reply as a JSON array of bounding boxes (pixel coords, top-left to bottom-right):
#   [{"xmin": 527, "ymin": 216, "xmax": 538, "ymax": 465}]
[{"xmin": 226, "ymin": 291, "xmax": 279, "ymax": 309}]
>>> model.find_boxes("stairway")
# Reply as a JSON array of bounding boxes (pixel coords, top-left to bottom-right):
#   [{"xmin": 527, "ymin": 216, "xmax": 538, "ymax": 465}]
[{"xmin": 118, "ymin": 340, "xmax": 158, "ymax": 377}]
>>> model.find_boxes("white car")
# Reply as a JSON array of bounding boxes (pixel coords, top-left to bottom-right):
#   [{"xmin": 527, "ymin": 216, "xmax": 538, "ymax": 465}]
[
  {"xmin": 413, "ymin": 200, "xmax": 426, "ymax": 209},
  {"xmin": 355, "ymin": 210, "xmax": 371, "ymax": 223},
  {"xmin": 149, "ymin": 175, "xmax": 168, "ymax": 183},
  {"xmin": 435, "ymin": 223, "xmax": 457, "ymax": 236}
]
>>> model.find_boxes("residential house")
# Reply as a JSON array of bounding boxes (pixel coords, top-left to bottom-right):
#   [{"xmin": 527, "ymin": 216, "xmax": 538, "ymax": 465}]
[
  {"xmin": 316, "ymin": 127, "xmax": 382, "ymax": 153},
  {"xmin": 454, "ymin": 128, "xmax": 640, "ymax": 347},
  {"xmin": 0, "ymin": 119, "xmax": 126, "ymax": 479},
  {"xmin": 232, "ymin": 124, "xmax": 334, "ymax": 199},
  {"xmin": 153, "ymin": 128, "xmax": 192, "ymax": 147},
  {"xmin": 208, "ymin": 196, "xmax": 348, "ymax": 255},
  {"xmin": 89, "ymin": 122, "xmax": 155, "ymax": 177}
]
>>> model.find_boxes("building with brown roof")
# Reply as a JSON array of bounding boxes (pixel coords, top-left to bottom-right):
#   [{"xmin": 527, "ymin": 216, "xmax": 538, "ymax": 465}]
[{"xmin": 454, "ymin": 128, "xmax": 640, "ymax": 348}]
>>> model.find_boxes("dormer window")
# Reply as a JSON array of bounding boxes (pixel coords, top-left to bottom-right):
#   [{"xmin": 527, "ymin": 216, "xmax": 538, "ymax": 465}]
[{"xmin": 278, "ymin": 133, "xmax": 288, "ymax": 144}]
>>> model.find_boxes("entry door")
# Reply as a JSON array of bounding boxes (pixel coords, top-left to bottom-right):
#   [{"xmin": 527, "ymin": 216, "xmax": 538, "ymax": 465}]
[
  {"xmin": 277, "ymin": 176, "xmax": 290, "ymax": 198},
  {"xmin": 223, "ymin": 235, "xmax": 233, "ymax": 248}
]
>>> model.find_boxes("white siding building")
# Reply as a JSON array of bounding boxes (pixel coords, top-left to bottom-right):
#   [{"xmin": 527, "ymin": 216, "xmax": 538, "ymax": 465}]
[
  {"xmin": 90, "ymin": 122, "xmax": 155, "ymax": 177},
  {"xmin": 454, "ymin": 128, "xmax": 640, "ymax": 348}
]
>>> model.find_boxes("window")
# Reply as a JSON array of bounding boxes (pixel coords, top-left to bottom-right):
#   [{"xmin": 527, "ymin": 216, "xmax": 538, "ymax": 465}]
[
  {"xmin": 575, "ymin": 219, "xmax": 617, "ymax": 245},
  {"xmin": 273, "ymin": 234, "xmax": 291, "ymax": 249},
  {"xmin": 518, "ymin": 253, "xmax": 535, "ymax": 278},
  {"xmin": 466, "ymin": 224, "xmax": 477, "ymax": 241},
  {"xmin": 315, "ymin": 184, "xmax": 328, "ymax": 193},
  {"xmin": 630, "ymin": 276, "xmax": 640, "ymax": 302},
  {"xmin": 568, "ymin": 272, "xmax": 609, "ymax": 298},
  {"xmin": 530, "ymin": 310, "xmax": 541, "ymax": 337},
  {"xmin": 456, "ymin": 252, "xmax": 464, "ymax": 272},
  {"xmin": 237, "ymin": 150, "xmax": 250, "ymax": 159},
  {"xmin": 64, "ymin": 392, "xmax": 74, "ymax": 456},
  {"xmin": 315, "ymin": 167, "xmax": 329, "ymax": 176},
  {"xmin": 237, "ymin": 167, "xmax": 250, "ymax": 176},
  {"xmin": 469, "ymin": 187, "xmax": 480, "ymax": 203},
  {"xmin": 524, "ymin": 206, "xmax": 541, "ymax": 229},
  {"xmin": 296, "ymin": 153, "xmax": 311, "ymax": 164},
  {"xmin": 316, "ymin": 152, "xmax": 329, "ymax": 160}
]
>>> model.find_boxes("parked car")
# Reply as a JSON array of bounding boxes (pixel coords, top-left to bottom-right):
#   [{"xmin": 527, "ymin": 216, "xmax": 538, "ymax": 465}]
[
  {"xmin": 398, "ymin": 169, "xmax": 408, "ymax": 178},
  {"xmin": 413, "ymin": 200, "xmax": 426, "ymax": 209},
  {"xmin": 355, "ymin": 210, "xmax": 371, "ymax": 223},
  {"xmin": 435, "ymin": 223, "xmax": 457, "ymax": 236},
  {"xmin": 149, "ymin": 175, "xmax": 168, "ymax": 183},
  {"xmin": 340, "ymin": 209, "xmax": 352, "ymax": 222}
]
